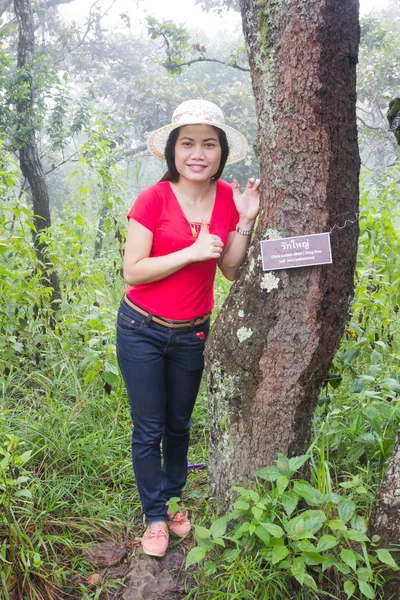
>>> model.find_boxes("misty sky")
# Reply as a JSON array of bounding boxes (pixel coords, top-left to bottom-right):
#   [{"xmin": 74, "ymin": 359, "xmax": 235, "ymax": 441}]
[{"xmin": 60, "ymin": 0, "xmax": 390, "ymax": 35}]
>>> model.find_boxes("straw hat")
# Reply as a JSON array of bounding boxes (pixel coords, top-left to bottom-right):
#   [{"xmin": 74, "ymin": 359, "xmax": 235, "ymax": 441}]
[{"xmin": 147, "ymin": 99, "xmax": 248, "ymax": 165}]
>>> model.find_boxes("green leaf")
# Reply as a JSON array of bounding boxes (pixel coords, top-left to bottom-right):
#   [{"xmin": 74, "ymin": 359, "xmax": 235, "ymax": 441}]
[
  {"xmin": 356, "ymin": 568, "xmax": 369, "ymax": 582},
  {"xmin": 280, "ymin": 491, "xmax": 299, "ymax": 516},
  {"xmin": 340, "ymin": 481, "xmax": 355, "ymax": 489},
  {"xmin": 293, "ymin": 518, "xmax": 305, "ymax": 535},
  {"xmin": 276, "ymin": 454, "xmax": 291, "ymax": 475},
  {"xmin": 203, "ymin": 561, "xmax": 216, "ymax": 576},
  {"xmin": 346, "ymin": 529, "xmax": 370, "ymax": 543},
  {"xmin": 213, "ymin": 537, "xmax": 225, "ymax": 547},
  {"xmin": 276, "ymin": 475, "xmax": 289, "ymax": 494},
  {"xmin": 260, "ymin": 522, "xmax": 284, "ymax": 538},
  {"xmin": 341, "ymin": 549, "xmax": 357, "ymax": 572},
  {"xmin": 291, "ymin": 556, "xmax": 306, "ymax": 584},
  {"xmin": 316, "ymin": 535, "xmax": 338, "ymax": 552},
  {"xmin": 351, "ymin": 515, "xmax": 367, "ymax": 532},
  {"xmin": 185, "ymin": 547, "xmax": 207, "ymax": 569},
  {"xmin": 101, "ymin": 370, "xmax": 119, "ymax": 387},
  {"xmin": 248, "ymin": 490, "xmax": 260, "ymax": 503},
  {"xmin": 336, "ymin": 562, "xmax": 351, "ymax": 575},
  {"xmin": 233, "ymin": 500, "xmax": 249, "ymax": 511},
  {"xmin": 358, "ymin": 580, "xmax": 375, "ymax": 599},
  {"xmin": 303, "ymin": 552, "xmax": 327, "ymax": 566},
  {"xmin": 343, "ymin": 347, "xmax": 360, "ymax": 363},
  {"xmin": 296, "ymin": 540, "xmax": 316, "ymax": 553},
  {"xmin": 376, "ymin": 549, "xmax": 399, "ymax": 570},
  {"xmin": 104, "ymin": 360, "xmax": 119, "ymax": 375},
  {"xmin": 288, "ymin": 454, "xmax": 309, "ymax": 472},
  {"xmin": 255, "ymin": 465, "xmax": 281, "ymax": 481},
  {"xmin": 222, "ymin": 548, "xmax": 241, "ymax": 563},
  {"xmin": 293, "ymin": 481, "xmax": 322, "ymax": 505},
  {"xmin": 255, "ymin": 524, "xmax": 270, "ymax": 543},
  {"xmin": 271, "ymin": 545, "xmax": 289, "ymax": 564},
  {"xmin": 234, "ymin": 522, "xmax": 250, "ymax": 539},
  {"xmin": 18, "ymin": 450, "xmax": 33, "ymax": 463},
  {"xmin": 344, "ymin": 580, "xmax": 356, "ymax": 598},
  {"xmin": 303, "ymin": 573, "xmax": 318, "ymax": 591},
  {"xmin": 15, "ymin": 489, "xmax": 33, "ymax": 500},
  {"xmin": 329, "ymin": 372, "xmax": 343, "ymax": 389},
  {"xmin": 33, "ymin": 553, "xmax": 42, "ymax": 568},
  {"xmin": 338, "ymin": 498, "xmax": 356, "ymax": 523},
  {"xmin": 289, "ymin": 510, "xmax": 326, "ymax": 538},
  {"xmin": 196, "ymin": 537, "xmax": 215, "ymax": 550},
  {"xmin": 381, "ymin": 378, "xmax": 400, "ymax": 391},
  {"xmin": 210, "ymin": 517, "xmax": 227, "ymax": 539},
  {"xmin": 252, "ymin": 506, "xmax": 264, "ymax": 521},
  {"xmin": 327, "ymin": 519, "xmax": 346, "ymax": 530},
  {"xmin": 194, "ymin": 525, "xmax": 211, "ymax": 540}
]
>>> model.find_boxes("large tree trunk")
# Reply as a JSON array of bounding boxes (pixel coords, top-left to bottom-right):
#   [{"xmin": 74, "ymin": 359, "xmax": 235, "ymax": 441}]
[
  {"xmin": 14, "ymin": 0, "xmax": 61, "ymax": 309},
  {"xmin": 207, "ymin": 0, "xmax": 360, "ymax": 509},
  {"xmin": 369, "ymin": 427, "xmax": 400, "ymax": 599}
]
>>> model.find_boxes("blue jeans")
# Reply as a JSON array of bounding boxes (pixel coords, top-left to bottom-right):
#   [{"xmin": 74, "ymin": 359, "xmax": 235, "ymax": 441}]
[{"xmin": 116, "ymin": 298, "xmax": 210, "ymax": 523}]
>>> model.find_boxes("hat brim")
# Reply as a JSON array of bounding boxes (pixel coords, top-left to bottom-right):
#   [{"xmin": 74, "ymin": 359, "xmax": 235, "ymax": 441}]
[{"xmin": 147, "ymin": 120, "xmax": 248, "ymax": 166}]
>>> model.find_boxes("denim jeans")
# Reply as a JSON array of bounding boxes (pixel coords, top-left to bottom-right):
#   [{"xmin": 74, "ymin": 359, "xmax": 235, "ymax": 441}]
[{"xmin": 116, "ymin": 297, "xmax": 210, "ymax": 523}]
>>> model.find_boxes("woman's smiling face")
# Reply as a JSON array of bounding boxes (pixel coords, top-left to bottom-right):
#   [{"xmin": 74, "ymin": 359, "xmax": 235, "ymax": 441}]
[{"xmin": 174, "ymin": 124, "xmax": 222, "ymax": 183}]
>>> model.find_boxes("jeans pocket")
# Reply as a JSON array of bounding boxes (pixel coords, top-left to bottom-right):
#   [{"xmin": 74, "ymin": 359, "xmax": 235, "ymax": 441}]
[
  {"xmin": 177, "ymin": 319, "xmax": 211, "ymax": 347},
  {"xmin": 117, "ymin": 311, "xmax": 144, "ymax": 335},
  {"xmin": 193, "ymin": 319, "xmax": 211, "ymax": 342}
]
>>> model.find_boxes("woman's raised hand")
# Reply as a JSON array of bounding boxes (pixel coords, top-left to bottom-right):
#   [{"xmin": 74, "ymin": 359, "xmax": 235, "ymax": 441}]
[
  {"xmin": 191, "ymin": 218, "xmax": 224, "ymax": 262},
  {"xmin": 232, "ymin": 178, "xmax": 261, "ymax": 222}
]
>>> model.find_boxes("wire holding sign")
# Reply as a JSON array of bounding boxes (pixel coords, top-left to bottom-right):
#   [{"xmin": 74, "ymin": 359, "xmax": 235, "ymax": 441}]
[
  {"xmin": 261, "ymin": 233, "xmax": 332, "ymax": 271},
  {"xmin": 329, "ymin": 214, "xmax": 360, "ymax": 234}
]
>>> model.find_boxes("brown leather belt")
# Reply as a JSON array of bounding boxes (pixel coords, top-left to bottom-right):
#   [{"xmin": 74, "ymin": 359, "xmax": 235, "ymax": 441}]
[{"xmin": 124, "ymin": 295, "xmax": 211, "ymax": 329}]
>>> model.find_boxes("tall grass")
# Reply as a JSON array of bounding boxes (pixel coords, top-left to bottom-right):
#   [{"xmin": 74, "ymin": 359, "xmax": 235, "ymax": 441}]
[{"xmin": 1, "ymin": 171, "xmax": 400, "ymax": 598}]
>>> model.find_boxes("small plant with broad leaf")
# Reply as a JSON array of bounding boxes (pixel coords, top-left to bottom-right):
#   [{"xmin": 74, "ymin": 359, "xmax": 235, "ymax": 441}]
[{"xmin": 186, "ymin": 454, "xmax": 398, "ymax": 599}]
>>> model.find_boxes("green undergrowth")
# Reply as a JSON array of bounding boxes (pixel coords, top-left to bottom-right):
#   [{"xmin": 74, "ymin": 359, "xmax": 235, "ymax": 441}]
[
  {"xmin": 184, "ymin": 174, "xmax": 400, "ymax": 599},
  {"xmin": 185, "ymin": 455, "xmax": 399, "ymax": 600},
  {"xmin": 1, "ymin": 171, "xmax": 400, "ymax": 598}
]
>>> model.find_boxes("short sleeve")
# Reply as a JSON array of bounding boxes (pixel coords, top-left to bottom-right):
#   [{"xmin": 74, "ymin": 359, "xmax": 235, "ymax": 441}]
[{"xmin": 127, "ymin": 186, "xmax": 159, "ymax": 233}]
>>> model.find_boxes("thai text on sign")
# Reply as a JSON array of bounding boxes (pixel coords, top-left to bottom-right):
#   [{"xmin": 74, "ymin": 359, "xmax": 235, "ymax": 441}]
[{"xmin": 261, "ymin": 233, "xmax": 332, "ymax": 271}]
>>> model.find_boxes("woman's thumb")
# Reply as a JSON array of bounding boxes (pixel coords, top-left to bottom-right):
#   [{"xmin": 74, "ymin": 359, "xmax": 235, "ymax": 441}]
[{"xmin": 200, "ymin": 217, "xmax": 208, "ymax": 233}]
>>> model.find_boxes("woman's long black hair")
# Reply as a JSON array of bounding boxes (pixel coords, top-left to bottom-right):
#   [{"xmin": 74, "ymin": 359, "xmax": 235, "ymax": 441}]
[{"xmin": 159, "ymin": 126, "xmax": 230, "ymax": 183}]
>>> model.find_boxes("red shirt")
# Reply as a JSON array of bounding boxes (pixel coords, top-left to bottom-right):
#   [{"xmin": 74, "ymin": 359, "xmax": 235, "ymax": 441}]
[{"xmin": 125, "ymin": 180, "xmax": 239, "ymax": 320}]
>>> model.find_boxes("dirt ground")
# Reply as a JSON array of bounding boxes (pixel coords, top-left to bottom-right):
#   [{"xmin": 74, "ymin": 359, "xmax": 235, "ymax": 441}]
[{"xmin": 72, "ymin": 539, "xmax": 194, "ymax": 600}]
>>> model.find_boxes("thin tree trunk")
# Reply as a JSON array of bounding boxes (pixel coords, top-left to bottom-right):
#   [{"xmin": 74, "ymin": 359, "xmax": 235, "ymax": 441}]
[
  {"xmin": 94, "ymin": 168, "xmax": 110, "ymax": 258},
  {"xmin": 207, "ymin": 0, "xmax": 360, "ymax": 509},
  {"xmin": 14, "ymin": 0, "xmax": 61, "ymax": 309}
]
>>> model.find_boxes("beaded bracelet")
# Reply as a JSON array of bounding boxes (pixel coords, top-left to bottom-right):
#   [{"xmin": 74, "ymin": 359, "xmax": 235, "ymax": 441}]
[{"xmin": 235, "ymin": 223, "xmax": 253, "ymax": 236}]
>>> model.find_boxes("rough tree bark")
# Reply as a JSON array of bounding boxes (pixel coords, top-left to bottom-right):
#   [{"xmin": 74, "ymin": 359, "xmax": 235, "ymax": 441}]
[
  {"xmin": 367, "ymin": 109, "xmax": 400, "ymax": 598},
  {"xmin": 369, "ymin": 426, "xmax": 400, "ymax": 598},
  {"xmin": 206, "ymin": 0, "xmax": 360, "ymax": 509},
  {"xmin": 14, "ymin": 0, "xmax": 62, "ymax": 308}
]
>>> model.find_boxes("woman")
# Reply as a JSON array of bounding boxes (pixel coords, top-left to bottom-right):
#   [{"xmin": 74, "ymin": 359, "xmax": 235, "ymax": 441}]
[{"xmin": 116, "ymin": 99, "xmax": 260, "ymax": 557}]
